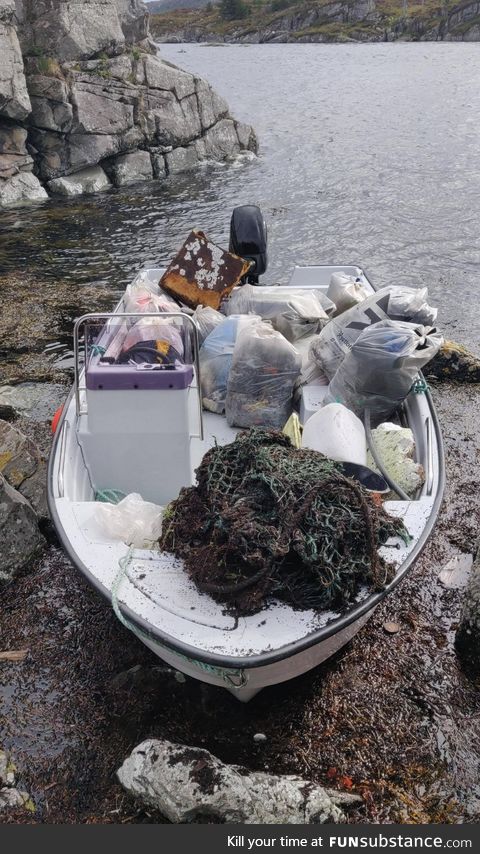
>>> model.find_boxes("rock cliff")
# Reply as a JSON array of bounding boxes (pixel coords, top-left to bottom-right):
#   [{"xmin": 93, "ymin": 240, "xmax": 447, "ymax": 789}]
[
  {"xmin": 151, "ymin": 0, "xmax": 480, "ymax": 45},
  {"xmin": 0, "ymin": 0, "xmax": 257, "ymax": 207}
]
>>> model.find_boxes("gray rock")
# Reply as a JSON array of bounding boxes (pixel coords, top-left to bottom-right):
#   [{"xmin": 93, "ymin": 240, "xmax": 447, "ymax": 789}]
[
  {"xmin": 0, "ymin": 748, "xmax": 31, "ymax": 812},
  {"xmin": 456, "ymin": 545, "xmax": 480, "ymax": 666},
  {"xmin": 165, "ymin": 144, "xmax": 200, "ymax": 174},
  {"xmin": 30, "ymin": 95, "xmax": 73, "ymax": 133},
  {"xmin": 71, "ymin": 85, "xmax": 135, "ymax": 135},
  {"xmin": 150, "ymin": 147, "xmax": 166, "ymax": 178},
  {"xmin": 0, "ymin": 417, "xmax": 48, "ymax": 518},
  {"xmin": 0, "ymin": 474, "xmax": 44, "ymax": 582},
  {"xmin": 23, "ymin": 0, "xmax": 126, "ymax": 61},
  {"xmin": 236, "ymin": 120, "xmax": 258, "ymax": 153},
  {"xmin": 108, "ymin": 148, "xmax": 152, "ymax": 185},
  {"xmin": 117, "ymin": 738, "xmax": 361, "ymax": 824},
  {"xmin": 0, "ymin": 151, "xmax": 33, "ymax": 179},
  {"xmin": 115, "ymin": 0, "xmax": 149, "ymax": 45},
  {"xmin": 149, "ymin": 90, "xmax": 200, "ymax": 147},
  {"xmin": 0, "ymin": 171, "xmax": 47, "ymax": 206},
  {"xmin": 48, "ymin": 165, "xmax": 111, "ymax": 195},
  {"xmin": 0, "ymin": 787, "xmax": 28, "ymax": 811},
  {"xmin": 0, "ymin": 749, "xmax": 15, "ymax": 787},
  {"xmin": 143, "ymin": 55, "xmax": 196, "ymax": 100},
  {"xmin": 0, "ymin": 2, "xmax": 31, "ymax": 120},
  {"xmin": 203, "ymin": 118, "xmax": 241, "ymax": 161},
  {"xmin": 0, "ymin": 123, "xmax": 28, "ymax": 155},
  {"xmin": 196, "ymin": 78, "xmax": 228, "ymax": 130}
]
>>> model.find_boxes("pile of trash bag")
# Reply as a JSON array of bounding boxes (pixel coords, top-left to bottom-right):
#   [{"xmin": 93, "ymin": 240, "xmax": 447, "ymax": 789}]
[{"xmin": 160, "ymin": 428, "xmax": 409, "ymax": 615}]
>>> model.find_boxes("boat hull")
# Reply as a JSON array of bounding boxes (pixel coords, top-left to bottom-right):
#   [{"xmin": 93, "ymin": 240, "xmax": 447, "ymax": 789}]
[{"xmin": 140, "ymin": 610, "xmax": 374, "ymax": 701}]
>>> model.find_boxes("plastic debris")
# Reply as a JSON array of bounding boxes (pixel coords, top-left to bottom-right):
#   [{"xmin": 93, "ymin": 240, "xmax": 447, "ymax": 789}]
[
  {"xmin": 192, "ymin": 305, "xmax": 224, "ymax": 346},
  {"xmin": 367, "ymin": 422, "xmax": 425, "ymax": 497},
  {"xmin": 223, "ymin": 284, "xmax": 334, "ymax": 341},
  {"xmin": 94, "ymin": 493, "xmax": 163, "ymax": 549},
  {"xmin": 310, "ymin": 285, "xmax": 438, "ymax": 379},
  {"xmin": 282, "ymin": 412, "xmax": 302, "ymax": 449},
  {"xmin": 325, "ymin": 320, "xmax": 443, "ymax": 423},
  {"xmin": 327, "ymin": 272, "xmax": 370, "ymax": 315},
  {"xmin": 226, "ymin": 321, "xmax": 301, "ymax": 429},
  {"xmin": 301, "ymin": 403, "xmax": 367, "ymax": 466},
  {"xmin": 200, "ymin": 315, "xmax": 258, "ymax": 414}
]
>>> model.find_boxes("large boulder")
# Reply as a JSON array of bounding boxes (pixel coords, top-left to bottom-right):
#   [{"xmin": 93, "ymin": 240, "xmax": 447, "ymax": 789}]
[
  {"xmin": 0, "ymin": 419, "xmax": 48, "ymax": 518},
  {"xmin": 48, "ymin": 164, "xmax": 111, "ymax": 195},
  {"xmin": 0, "ymin": 748, "xmax": 32, "ymax": 814},
  {"xmin": 0, "ymin": 170, "xmax": 47, "ymax": 205},
  {"xmin": 0, "ymin": 0, "xmax": 31, "ymax": 121},
  {"xmin": 20, "ymin": 0, "xmax": 126, "ymax": 61},
  {"xmin": 107, "ymin": 148, "xmax": 152, "ymax": 185},
  {"xmin": 117, "ymin": 739, "xmax": 360, "ymax": 823},
  {"xmin": 0, "ymin": 474, "xmax": 44, "ymax": 582},
  {"xmin": 115, "ymin": 0, "xmax": 149, "ymax": 45}
]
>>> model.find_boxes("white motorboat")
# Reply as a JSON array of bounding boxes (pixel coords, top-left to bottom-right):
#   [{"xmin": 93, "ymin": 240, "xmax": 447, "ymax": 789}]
[{"xmin": 48, "ymin": 215, "xmax": 444, "ymax": 702}]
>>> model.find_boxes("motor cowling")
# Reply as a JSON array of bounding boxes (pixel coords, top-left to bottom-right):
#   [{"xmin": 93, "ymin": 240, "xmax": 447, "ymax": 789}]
[{"xmin": 229, "ymin": 205, "xmax": 268, "ymax": 284}]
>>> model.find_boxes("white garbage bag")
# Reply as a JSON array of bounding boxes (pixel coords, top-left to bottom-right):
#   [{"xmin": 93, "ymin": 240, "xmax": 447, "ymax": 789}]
[
  {"xmin": 94, "ymin": 493, "xmax": 163, "ymax": 548},
  {"xmin": 226, "ymin": 320, "xmax": 302, "ymax": 429},
  {"xmin": 327, "ymin": 272, "xmax": 370, "ymax": 315},
  {"xmin": 310, "ymin": 285, "xmax": 438, "ymax": 379},
  {"xmin": 223, "ymin": 284, "xmax": 334, "ymax": 341},
  {"xmin": 325, "ymin": 320, "xmax": 443, "ymax": 423}
]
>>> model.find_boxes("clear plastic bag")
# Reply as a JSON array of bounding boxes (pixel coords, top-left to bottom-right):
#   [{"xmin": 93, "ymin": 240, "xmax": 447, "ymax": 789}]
[
  {"xmin": 200, "ymin": 315, "xmax": 258, "ymax": 414},
  {"xmin": 223, "ymin": 285, "xmax": 334, "ymax": 340},
  {"xmin": 325, "ymin": 320, "xmax": 443, "ymax": 423},
  {"xmin": 310, "ymin": 285, "xmax": 438, "ymax": 379},
  {"xmin": 94, "ymin": 493, "xmax": 163, "ymax": 548},
  {"xmin": 327, "ymin": 272, "xmax": 370, "ymax": 315},
  {"xmin": 122, "ymin": 317, "xmax": 184, "ymax": 360},
  {"xmin": 226, "ymin": 321, "xmax": 302, "ymax": 429},
  {"xmin": 124, "ymin": 281, "xmax": 179, "ymax": 317},
  {"xmin": 192, "ymin": 305, "xmax": 224, "ymax": 346}
]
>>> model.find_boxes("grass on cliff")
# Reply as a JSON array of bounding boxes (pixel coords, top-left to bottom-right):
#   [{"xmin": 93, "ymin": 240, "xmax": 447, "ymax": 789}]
[{"xmin": 150, "ymin": 0, "xmax": 455, "ymax": 40}]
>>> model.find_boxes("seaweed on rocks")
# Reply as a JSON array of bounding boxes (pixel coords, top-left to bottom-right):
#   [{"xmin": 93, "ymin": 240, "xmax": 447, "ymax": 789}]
[{"xmin": 160, "ymin": 428, "xmax": 409, "ymax": 615}]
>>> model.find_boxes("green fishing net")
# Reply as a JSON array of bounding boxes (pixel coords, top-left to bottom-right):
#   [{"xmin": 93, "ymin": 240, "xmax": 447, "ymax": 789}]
[{"xmin": 160, "ymin": 428, "xmax": 409, "ymax": 615}]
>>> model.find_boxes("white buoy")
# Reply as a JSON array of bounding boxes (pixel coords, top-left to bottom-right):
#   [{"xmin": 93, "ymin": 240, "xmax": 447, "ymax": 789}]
[{"xmin": 301, "ymin": 403, "xmax": 367, "ymax": 466}]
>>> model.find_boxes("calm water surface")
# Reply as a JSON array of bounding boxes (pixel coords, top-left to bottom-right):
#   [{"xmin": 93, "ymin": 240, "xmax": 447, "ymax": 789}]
[{"xmin": 1, "ymin": 43, "xmax": 480, "ymax": 351}]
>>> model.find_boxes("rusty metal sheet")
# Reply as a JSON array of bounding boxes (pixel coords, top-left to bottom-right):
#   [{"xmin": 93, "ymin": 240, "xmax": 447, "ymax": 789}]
[{"xmin": 160, "ymin": 229, "xmax": 251, "ymax": 310}]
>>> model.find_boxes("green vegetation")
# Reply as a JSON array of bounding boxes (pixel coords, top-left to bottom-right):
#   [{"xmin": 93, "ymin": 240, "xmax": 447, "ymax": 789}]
[{"xmin": 149, "ymin": 0, "xmax": 465, "ymax": 41}]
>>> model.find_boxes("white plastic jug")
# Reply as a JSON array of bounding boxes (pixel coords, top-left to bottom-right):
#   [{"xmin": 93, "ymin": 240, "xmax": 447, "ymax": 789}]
[{"xmin": 301, "ymin": 403, "xmax": 367, "ymax": 465}]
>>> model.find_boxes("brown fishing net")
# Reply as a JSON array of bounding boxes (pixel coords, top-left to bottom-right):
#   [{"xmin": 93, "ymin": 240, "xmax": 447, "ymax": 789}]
[{"xmin": 160, "ymin": 428, "xmax": 410, "ymax": 615}]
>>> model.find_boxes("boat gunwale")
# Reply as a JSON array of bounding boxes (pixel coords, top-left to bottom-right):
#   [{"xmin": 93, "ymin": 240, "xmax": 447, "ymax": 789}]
[{"xmin": 47, "ymin": 267, "xmax": 446, "ymax": 671}]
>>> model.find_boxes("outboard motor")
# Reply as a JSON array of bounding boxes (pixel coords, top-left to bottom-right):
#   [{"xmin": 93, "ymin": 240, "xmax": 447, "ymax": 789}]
[{"xmin": 229, "ymin": 205, "xmax": 268, "ymax": 284}]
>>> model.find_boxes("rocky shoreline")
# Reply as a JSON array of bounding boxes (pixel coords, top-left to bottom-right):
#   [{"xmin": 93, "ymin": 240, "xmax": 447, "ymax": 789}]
[
  {"xmin": 0, "ymin": 1, "xmax": 257, "ymax": 208},
  {"xmin": 151, "ymin": 0, "xmax": 480, "ymax": 45}
]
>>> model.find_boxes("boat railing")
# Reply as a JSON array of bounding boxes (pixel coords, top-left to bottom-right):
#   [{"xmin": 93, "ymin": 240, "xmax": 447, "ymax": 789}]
[{"xmin": 73, "ymin": 311, "xmax": 204, "ymax": 440}]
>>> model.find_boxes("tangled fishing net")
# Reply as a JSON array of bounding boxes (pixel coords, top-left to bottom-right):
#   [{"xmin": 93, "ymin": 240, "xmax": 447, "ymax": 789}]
[{"xmin": 160, "ymin": 428, "xmax": 410, "ymax": 615}]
